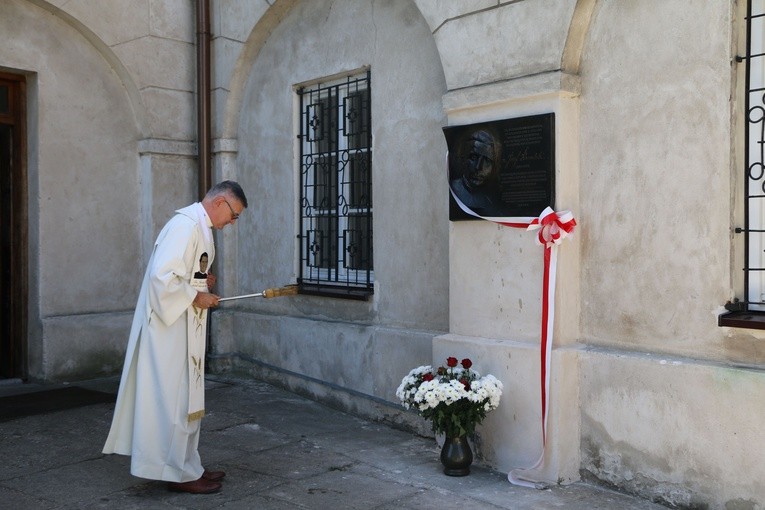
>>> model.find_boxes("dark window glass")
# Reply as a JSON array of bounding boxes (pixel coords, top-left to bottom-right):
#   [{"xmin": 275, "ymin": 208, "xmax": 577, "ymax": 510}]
[{"xmin": 0, "ymin": 86, "xmax": 8, "ymax": 114}]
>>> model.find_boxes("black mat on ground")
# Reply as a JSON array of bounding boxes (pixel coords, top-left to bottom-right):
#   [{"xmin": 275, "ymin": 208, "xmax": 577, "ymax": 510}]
[{"xmin": 0, "ymin": 387, "xmax": 116, "ymax": 422}]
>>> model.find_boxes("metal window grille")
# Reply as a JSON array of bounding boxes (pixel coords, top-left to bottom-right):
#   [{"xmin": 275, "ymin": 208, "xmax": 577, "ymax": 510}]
[
  {"xmin": 738, "ymin": 0, "xmax": 765, "ymax": 311},
  {"xmin": 297, "ymin": 70, "xmax": 373, "ymax": 298}
]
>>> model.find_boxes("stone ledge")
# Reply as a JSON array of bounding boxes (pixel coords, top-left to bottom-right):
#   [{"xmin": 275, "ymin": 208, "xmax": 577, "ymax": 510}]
[
  {"xmin": 443, "ymin": 70, "xmax": 580, "ymax": 114},
  {"xmin": 137, "ymin": 138, "xmax": 196, "ymax": 156}
]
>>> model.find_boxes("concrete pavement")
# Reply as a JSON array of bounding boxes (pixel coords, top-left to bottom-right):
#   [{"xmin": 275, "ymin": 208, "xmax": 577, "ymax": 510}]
[{"xmin": 0, "ymin": 375, "xmax": 667, "ymax": 509}]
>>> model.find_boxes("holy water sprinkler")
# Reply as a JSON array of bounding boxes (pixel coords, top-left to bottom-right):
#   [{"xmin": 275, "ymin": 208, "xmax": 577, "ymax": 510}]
[{"xmin": 218, "ymin": 284, "xmax": 299, "ymax": 302}]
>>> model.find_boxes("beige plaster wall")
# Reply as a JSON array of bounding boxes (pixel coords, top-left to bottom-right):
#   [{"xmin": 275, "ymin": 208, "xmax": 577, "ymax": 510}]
[
  {"xmin": 0, "ymin": 1, "xmax": 141, "ymax": 314},
  {"xmin": 431, "ymin": 0, "xmax": 577, "ymax": 91},
  {"xmin": 230, "ymin": 0, "xmax": 449, "ymax": 329},
  {"xmin": 580, "ymin": 349, "xmax": 765, "ymax": 508},
  {"xmin": 3, "ymin": 0, "xmax": 761, "ymax": 505},
  {"xmin": 207, "ymin": 0, "xmax": 450, "ymax": 411},
  {"xmin": 0, "ymin": 0, "xmax": 200, "ymax": 380},
  {"xmin": 210, "ymin": 0, "xmax": 272, "ymax": 135},
  {"xmin": 0, "ymin": 1, "xmax": 143, "ymax": 379},
  {"xmin": 434, "ymin": 0, "xmax": 583, "ymax": 480},
  {"xmin": 576, "ymin": 2, "xmax": 765, "ymax": 507},
  {"xmin": 57, "ymin": 0, "xmax": 196, "ymax": 140},
  {"xmin": 578, "ymin": 0, "xmax": 735, "ymax": 361}
]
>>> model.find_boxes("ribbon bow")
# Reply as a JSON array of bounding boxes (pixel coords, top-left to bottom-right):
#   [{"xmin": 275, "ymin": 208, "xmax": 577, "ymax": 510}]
[{"xmin": 527, "ymin": 207, "xmax": 577, "ymax": 248}]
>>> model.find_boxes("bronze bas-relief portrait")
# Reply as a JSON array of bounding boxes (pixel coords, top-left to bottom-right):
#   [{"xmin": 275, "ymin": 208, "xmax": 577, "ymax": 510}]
[
  {"xmin": 448, "ymin": 129, "xmax": 502, "ymax": 217},
  {"xmin": 445, "ymin": 114, "xmax": 555, "ymax": 221}
]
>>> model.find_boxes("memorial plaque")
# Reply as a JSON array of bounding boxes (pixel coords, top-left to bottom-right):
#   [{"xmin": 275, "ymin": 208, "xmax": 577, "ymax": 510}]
[{"xmin": 445, "ymin": 114, "xmax": 555, "ymax": 221}]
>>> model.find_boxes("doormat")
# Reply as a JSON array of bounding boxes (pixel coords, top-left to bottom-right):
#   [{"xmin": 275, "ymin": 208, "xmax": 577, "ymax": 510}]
[{"xmin": 0, "ymin": 387, "xmax": 116, "ymax": 422}]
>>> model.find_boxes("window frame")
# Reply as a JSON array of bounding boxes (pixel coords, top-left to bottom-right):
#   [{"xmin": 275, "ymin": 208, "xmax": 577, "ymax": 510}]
[{"xmin": 296, "ymin": 68, "xmax": 374, "ymax": 300}]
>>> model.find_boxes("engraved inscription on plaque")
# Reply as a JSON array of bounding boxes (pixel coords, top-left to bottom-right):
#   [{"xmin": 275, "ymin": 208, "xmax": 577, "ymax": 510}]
[{"xmin": 445, "ymin": 114, "xmax": 555, "ymax": 221}]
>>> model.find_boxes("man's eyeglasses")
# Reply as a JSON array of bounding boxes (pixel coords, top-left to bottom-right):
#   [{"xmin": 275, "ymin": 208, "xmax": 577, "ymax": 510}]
[{"xmin": 223, "ymin": 198, "xmax": 240, "ymax": 220}]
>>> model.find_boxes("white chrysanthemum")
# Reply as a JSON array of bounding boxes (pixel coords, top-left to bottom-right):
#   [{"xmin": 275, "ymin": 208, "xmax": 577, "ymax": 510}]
[
  {"xmin": 477, "ymin": 375, "xmax": 503, "ymax": 410},
  {"xmin": 412, "ymin": 379, "xmax": 441, "ymax": 410},
  {"xmin": 410, "ymin": 365, "xmax": 432, "ymax": 377},
  {"xmin": 397, "ymin": 360, "xmax": 504, "ymax": 434},
  {"xmin": 396, "ymin": 365, "xmax": 435, "ymax": 406}
]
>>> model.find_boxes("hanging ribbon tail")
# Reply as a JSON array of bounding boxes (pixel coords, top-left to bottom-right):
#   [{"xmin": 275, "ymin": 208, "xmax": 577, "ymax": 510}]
[{"xmin": 508, "ymin": 453, "xmax": 552, "ymax": 490}]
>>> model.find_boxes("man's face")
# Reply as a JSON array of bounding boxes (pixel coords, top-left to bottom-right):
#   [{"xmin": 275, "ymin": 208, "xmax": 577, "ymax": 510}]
[
  {"xmin": 211, "ymin": 195, "xmax": 244, "ymax": 229},
  {"xmin": 199, "ymin": 256, "xmax": 208, "ymax": 273},
  {"xmin": 464, "ymin": 140, "xmax": 493, "ymax": 188}
]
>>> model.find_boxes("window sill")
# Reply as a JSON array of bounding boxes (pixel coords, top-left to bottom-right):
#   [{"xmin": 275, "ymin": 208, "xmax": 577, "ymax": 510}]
[
  {"xmin": 298, "ymin": 283, "xmax": 373, "ymax": 301},
  {"xmin": 718, "ymin": 311, "xmax": 765, "ymax": 330}
]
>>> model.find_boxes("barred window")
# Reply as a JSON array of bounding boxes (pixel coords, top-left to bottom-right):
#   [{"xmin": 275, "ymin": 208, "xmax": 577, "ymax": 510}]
[
  {"xmin": 721, "ymin": 0, "xmax": 765, "ymax": 327},
  {"xmin": 744, "ymin": 1, "xmax": 765, "ymax": 312},
  {"xmin": 297, "ymin": 70, "xmax": 373, "ymax": 299}
]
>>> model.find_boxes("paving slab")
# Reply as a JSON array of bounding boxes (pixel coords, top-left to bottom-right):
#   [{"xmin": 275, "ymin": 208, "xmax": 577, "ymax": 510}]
[{"xmin": 0, "ymin": 375, "xmax": 668, "ymax": 510}]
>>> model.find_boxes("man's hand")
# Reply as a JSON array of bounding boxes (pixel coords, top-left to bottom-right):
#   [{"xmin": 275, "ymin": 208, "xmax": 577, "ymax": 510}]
[
  {"xmin": 193, "ymin": 291, "xmax": 220, "ymax": 309},
  {"xmin": 206, "ymin": 271, "xmax": 217, "ymax": 290}
]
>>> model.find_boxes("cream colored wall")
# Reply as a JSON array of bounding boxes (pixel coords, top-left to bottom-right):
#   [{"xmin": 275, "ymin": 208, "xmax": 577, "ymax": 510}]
[
  {"xmin": 580, "ymin": 349, "xmax": 765, "ymax": 508},
  {"xmin": 576, "ymin": 2, "xmax": 765, "ymax": 507},
  {"xmin": 1, "ymin": 0, "xmax": 199, "ymax": 380},
  {"xmin": 37, "ymin": 0, "xmax": 200, "ymax": 243},
  {"xmin": 431, "ymin": 0, "xmax": 577, "ymax": 91},
  {"xmin": 209, "ymin": 0, "xmax": 450, "ymax": 413},
  {"xmin": 217, "ymin": 1, "xmax": 763, "ymax": 506},
  {"xmin": 422, "ymin": 1, "xmax": 764, "ymax": 506},
  {"xmin": 1, "ymin": 0, "xmax": 139, "ymax": 379},
  {"xmin": 419, "ymin": 0, "xmax": 582, "ymax": 483},
  {"xmin": 4, "ymin": 0, "xmax": 762, "ymax": 506},
  {"xmin": 579, "ymin": 0, "xmax": 737, "ymax": 362},
  {"xmin": 0, "ymin": 0, "xmax": 141, "ymax": 314}
]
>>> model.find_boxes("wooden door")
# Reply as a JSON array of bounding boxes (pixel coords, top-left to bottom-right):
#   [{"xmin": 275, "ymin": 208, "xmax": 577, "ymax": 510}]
[{"xmin": 0, "ymin": 72, "xmax": 27, "ymax": 380}]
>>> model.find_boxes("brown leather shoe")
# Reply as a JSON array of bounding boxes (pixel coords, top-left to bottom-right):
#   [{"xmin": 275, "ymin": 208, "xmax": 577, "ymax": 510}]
[
  {"xmin": 202, "ymin": 469, "xmax": 226, "ymax": 482},
  {"xmin": 167, "ymin": 477, "xmax": 221, "ymax": 494}
]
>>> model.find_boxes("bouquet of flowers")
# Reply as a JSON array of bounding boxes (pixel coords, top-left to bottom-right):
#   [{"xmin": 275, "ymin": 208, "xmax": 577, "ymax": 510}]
[{"xmin": 396, "ymin": 356, "xmax": 503, "ymax": 438}]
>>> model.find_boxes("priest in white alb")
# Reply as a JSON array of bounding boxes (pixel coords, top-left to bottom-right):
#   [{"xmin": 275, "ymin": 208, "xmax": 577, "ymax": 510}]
[{"xmin": 103, "ymin": 181, "xmax": 248, "ymax": 495}]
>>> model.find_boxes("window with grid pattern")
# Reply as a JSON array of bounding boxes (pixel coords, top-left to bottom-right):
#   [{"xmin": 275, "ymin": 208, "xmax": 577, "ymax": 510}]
[{"xmin": 297, "ymin": 70, "xmax": 373, "ymax": 299}]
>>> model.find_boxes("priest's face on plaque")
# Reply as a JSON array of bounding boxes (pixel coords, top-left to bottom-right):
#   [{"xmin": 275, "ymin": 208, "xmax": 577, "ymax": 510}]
[{"xmin": 464, "ymin": 130, "xmax": 496, "ymax": 190}]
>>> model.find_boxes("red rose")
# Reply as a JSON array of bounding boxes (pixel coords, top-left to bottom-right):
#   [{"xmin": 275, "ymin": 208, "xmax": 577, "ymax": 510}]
[
  {"xmin": 461, "ymin": 358, "xmax": 473, "ymax": 369},
  {"xmin": 437, "ymin": 366, "xmax": 447, "ymax": 375},
  {"xmin": 422, "ymin": 373, "xmax": 434, "ymax": 382},
  {"xmin": 446, "ymin": 357, "xmax": 458, "ymax": 368},
  {"xmin": 460, "ymin": 378, "xmax": 471, "ymax": 390}
]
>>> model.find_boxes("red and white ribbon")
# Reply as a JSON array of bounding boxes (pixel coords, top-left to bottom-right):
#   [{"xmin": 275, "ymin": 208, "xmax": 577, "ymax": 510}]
[{"xmin": 449, "ymin": 173, "xmax": 576, "ymax": 488}]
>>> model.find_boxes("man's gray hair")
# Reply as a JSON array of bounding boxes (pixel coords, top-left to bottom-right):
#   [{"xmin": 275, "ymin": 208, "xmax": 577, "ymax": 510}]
[{"xmin": 206, "ymin": 180, "xmax": 248, "ymax": 208}]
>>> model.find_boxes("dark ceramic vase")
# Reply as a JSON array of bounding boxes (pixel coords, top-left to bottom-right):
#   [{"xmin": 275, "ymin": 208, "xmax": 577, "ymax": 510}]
[{"xmin": 440, "ymin": 435, "xmax": 473, "ymax": 476}]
